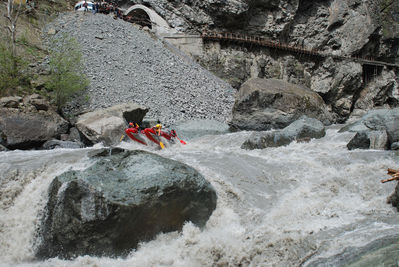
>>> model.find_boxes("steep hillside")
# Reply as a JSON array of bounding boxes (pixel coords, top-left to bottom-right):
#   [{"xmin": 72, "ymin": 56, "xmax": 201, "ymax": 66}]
[
  {"xmin": 0, "ymin": 0, "xmax": 74, "ymax": 96},
  {"xmin": 45, "ymin": 12, "xmax": 235, "ymax": 126}
]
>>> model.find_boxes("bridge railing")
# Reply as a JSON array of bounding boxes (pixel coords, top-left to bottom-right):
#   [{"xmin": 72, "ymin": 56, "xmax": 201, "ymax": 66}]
[{"xmin": 201, "ymin": 31, "xmax": 399, "ymax": 69}]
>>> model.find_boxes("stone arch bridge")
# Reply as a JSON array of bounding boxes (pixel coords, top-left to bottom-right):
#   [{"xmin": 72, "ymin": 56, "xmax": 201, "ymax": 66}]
[{"xmin": 124, "ymin": 4, "xmax": 173, "ymax": 34}]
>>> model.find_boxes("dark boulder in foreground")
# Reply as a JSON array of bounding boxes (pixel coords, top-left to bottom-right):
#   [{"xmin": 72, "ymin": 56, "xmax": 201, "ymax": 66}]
[
  {"xmin": 242, "ymin": 116, "xmax": 326, "ymax": 150},
  {"xmin": 340, "ymin": 108, "xmax": 399, "ymax": 150},
  {"xmin": 36, "ymin": 148, "xmax": 217, "ymax": 259},
  {"xmin": 229, "ymin": 78, "xmax": 333, "ymax": 131}
]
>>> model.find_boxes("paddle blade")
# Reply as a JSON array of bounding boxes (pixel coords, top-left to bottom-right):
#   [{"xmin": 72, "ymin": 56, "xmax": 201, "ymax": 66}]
[
  {"xmin": 159, "ymin": 141, "xmax": 165, "ymax": 149},
  {"xmin": 119, "ymin": 134, "xmax": 125, "ymax": 142},
  {"xmin": 179, "ymin": 139, "xmax": 186, "ymax": 145}
]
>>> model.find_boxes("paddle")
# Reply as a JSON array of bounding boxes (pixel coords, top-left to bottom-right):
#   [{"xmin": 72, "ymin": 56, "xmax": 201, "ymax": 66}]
[
  {"xmin": 159, "ymin": 141, "xmax": 165, "ymax": 149},
  {"xmin": 175, "ymin": 136, "xmax": 186, "ymax": 145},
  {"xmin": 120, "ymin": 133, "xmax": 125, "ymax": 142}
]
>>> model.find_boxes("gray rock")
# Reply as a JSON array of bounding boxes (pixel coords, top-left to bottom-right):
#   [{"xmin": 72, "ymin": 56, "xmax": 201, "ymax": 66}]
[
  {"xmin": 242, "ymin": 116, "xmax": 326, "ymax": 149},
  {"xmin": 347, "ymin": 130, "xmax": 389, "ymax": 150},
  {"xmin": 76, "ymin": 103, "xmax": 148, "ymax": 146},
  {"xmin": 0, "ymin": 144, "xmax": 8, "ymax": 151},
  {"xmin": 42, "ymin": 139, "xmax": 83, "ymax": 150},
  {"xmin": 353, "ymin": 70, "xmax": 399, "ymax": 113},
  {"xmin": 23, "ymin": 94, "xmax": 50, "ymax": 111},
  {"xmin": 0, "ymin": 108, "xmax": 69, "ymax": 150},
  {"xmin": 36, "ymin": 148, "xmax": 217, "ymax": 259},
  {"xmin": 230, "ymin": 78, "xmax": 332, "ymax": 131},
  {"xmin": 0, "ymin": 96, "xmax": 22, "ymax": 108},
  {"xmin": 347, "ymin": 131, "xmax": 371, "ymax": 150},
  {"xmin": 67, "ymin": 127, "xmax": 86, "ymax": 143},
  {"xmin": 391, "ymin": 142, "xmax": 399, "ymax": 150},
  {"xmin": 340, "ymin": 108, "xmax": 399, "ymax": 150}
]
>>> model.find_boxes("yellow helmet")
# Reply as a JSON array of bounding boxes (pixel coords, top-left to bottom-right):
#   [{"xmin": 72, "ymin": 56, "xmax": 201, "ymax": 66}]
[{"xmin": 155, "ymin": 124, "xmax": 162, "ymax": 128}]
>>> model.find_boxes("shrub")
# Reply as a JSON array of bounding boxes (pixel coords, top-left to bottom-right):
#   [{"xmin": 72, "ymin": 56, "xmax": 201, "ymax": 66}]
[
  {"xmin": 0, "ymin": 42, "xmax": 28, "ymax": 96},
  {"xmin": 46, "ymin": 34, "xmax": 89, "ymax": 112}
]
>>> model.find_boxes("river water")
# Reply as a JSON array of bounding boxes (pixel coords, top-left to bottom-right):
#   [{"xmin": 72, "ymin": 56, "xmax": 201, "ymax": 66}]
[{"xmin": 1, "ymin": 127, "xmax": 399, "ymax": 266}]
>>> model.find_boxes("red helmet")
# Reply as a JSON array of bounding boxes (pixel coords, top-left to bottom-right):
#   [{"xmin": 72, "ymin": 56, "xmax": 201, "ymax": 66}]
[{"xmin": 129, "ymin": 122, "xmax": 134, "ymax": 127}]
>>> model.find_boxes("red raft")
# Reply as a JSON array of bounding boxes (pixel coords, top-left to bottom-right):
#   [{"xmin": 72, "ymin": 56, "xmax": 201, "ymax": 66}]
[
  {"xmin": 124, "ymin": 128, "xmax": 181, "ymax": 147},
  {"xmin": 124, "ymin": 128, "xmax": 148, "ymax": 145}
]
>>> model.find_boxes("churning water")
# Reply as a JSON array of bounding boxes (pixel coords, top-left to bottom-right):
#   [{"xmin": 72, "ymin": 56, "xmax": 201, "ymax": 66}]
[{"xmin": 1, "ymin": 127, "xmax": 399, "ymax": 266}]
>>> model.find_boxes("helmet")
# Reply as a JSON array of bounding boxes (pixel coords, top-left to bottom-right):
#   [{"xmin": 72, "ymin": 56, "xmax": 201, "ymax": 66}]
[
  {"xmin": 155, "ymin": 124, "xmax": 162, "ymax": 128},
  {"xmin": 129, "ymin": 122, "xmax": 134, "ymax": 127}
]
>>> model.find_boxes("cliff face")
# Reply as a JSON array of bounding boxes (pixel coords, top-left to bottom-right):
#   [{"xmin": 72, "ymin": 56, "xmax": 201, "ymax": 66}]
[{"xmin": 120, "ymin": 0, "xmax": 399, "ymax": 122}]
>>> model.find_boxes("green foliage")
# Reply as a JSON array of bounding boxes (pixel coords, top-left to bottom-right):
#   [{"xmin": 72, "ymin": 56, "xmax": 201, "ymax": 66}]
[
  {"xmin": 46, "ymin": 34, "xmax": 89, "ymax": 112},
  {"xmin": 0, "ymin": 42, "xmax": 30, "ymax": 96}
]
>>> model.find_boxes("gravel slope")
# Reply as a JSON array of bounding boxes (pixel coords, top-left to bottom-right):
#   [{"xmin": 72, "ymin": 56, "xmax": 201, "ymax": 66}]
[{"xmin": 46, "ymin": 12, "xmax": 235, "ymax": 126}]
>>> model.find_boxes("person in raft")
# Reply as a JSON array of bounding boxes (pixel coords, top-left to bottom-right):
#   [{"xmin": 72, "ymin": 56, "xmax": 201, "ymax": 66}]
[
  {"xmin": 143, "ymin": 123, "xmax": 161, "ymax": 135},
  {"xmin": 128, "ymin": 122, "xmax": 140, "ymax": 132}
]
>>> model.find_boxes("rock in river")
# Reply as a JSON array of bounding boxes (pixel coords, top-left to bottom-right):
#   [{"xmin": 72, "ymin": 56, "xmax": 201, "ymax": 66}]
[
  {"xmin": 35, "ymin": 148, "xmax": 217, "ymax": 259},
  {"xmin": 229, "ymin": 78, "xmax": 332, "ymax": 131}
]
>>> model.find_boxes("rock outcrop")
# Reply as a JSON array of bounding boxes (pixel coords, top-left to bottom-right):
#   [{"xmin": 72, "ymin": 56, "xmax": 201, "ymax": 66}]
[
  {"xmin": 242, "ymin": 116, "xmax": 325, "ymax": 150},
  {"xmin": 340, "ymin": 108, "xmax": 399, "ymax": 150},
  {"xmin": 36, "ymin": 148, "xmax": 217, "ymax": 259},
  {"xmin": 229, "ymin": 78, "xmax": 332, "ymax": 131},
  {"xmin": 180, "ymin": 0, "xmax": 399, "ymax": 121},
  {"xmin": 0, "ymin": 95, "xmax": 69, "ymax": 150},
  {"xmin": 76, "ymin": 103, "xmax": 148, "ymax": 146}
]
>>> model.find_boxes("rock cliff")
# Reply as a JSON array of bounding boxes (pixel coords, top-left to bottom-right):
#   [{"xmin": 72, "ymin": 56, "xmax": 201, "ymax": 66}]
[{"xmin": 119, "ymin": 0, "xmax": 399, "ymax": 122}]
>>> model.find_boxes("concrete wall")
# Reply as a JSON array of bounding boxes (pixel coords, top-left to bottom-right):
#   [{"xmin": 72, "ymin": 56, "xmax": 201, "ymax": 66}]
[
  {"xmin": 161, "ymin": 34, "xmax": 204, "ymax": 57},
  {"xmin": 124, "ymin": 5, "xmax": 204, "ymax": 58}
]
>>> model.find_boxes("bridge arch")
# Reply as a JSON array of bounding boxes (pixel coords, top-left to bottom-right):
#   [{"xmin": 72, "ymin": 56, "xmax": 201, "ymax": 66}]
[{"xmin": 124, "ymin": 4, "xmax": 172, "ymax": 34}]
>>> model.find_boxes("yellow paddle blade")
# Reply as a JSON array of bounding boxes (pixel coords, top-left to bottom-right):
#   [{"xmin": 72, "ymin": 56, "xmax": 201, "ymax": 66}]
[
  {"xmin": 119, "ymin": 134, "xmax": 125, "ymax": 142},
  {"xmin": 159, "ymin": 141, "xmax": 165, "ymax": 149}
]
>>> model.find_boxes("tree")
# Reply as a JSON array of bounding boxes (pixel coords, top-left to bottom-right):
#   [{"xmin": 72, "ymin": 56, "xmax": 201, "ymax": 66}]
[
  {"xmin": 46, "ymin": 34, "xmax": 89, "ymax": 112},
  {"xmin": 4, "ymin": 0, "xmax": 23, "ymax": 59}
]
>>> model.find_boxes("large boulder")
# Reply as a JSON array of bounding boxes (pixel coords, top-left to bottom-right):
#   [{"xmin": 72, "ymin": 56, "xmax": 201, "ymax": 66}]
[
  {"xmin": 229, "ymin": 78, "xmax": 332, "ymax": 131},
  {"xmin": 76, "ymin": 103, "xmax": 148, "ymax": 146},
  {"xmin": 35, "ymin": 148, "xmax": 217, "ymax": 259},
  {"xmin": 242, "ymin": 116, "xmax": 325, "ymax": 149},
  {"xmin": 0, "ymin": 96, "xmax": 69, "ymax": 149},
  {"xmin": 340, "ymin": 108, "xmax": 399, "ymax": 150}
]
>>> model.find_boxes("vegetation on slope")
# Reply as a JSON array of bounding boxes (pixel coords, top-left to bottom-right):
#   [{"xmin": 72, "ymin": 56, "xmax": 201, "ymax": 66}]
[{"xmin": 0, "ymin": 0, "xmax": 88, "ymax": 111}]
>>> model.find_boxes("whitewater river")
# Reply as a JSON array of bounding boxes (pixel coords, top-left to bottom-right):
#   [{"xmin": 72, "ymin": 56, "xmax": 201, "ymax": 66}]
[{"xmin": 1, "ymin": 127, "xmax": 399, "ymax": 266}]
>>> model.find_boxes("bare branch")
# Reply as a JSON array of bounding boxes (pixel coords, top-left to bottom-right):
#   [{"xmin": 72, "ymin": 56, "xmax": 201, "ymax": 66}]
[
  {"xmin": 14, "ymin": 1, "xmax": 23, "ymax": 24},
  {"xmin": 4, "ymin": 26, "xmax": 12, "ymax": 33}
]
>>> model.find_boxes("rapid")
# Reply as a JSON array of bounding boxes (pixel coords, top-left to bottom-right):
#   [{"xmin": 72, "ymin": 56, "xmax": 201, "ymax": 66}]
[{"xmin": 1, "ymin": 126, "xmax": 399, "ymax": 266}]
